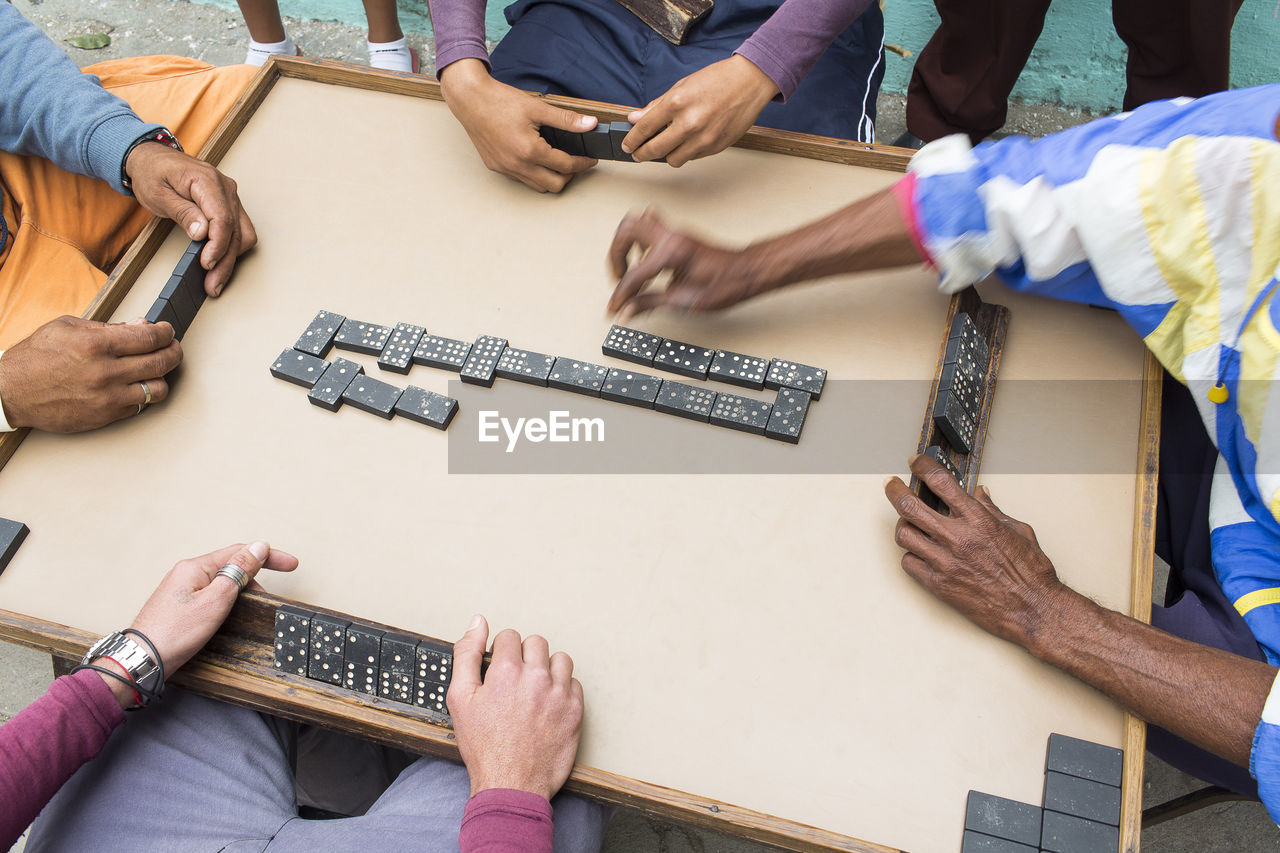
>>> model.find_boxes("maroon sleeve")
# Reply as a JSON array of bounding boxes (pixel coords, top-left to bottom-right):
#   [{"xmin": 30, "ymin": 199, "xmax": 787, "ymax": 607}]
[
  {"xmin": 427, "ymin": 0, "xmax": 491, "ymax": 77},
  {"xmin": 0, "ymin": 669, "xmax": 125, "ymax": 848},
  {"xmin": 459, "ymin": 788, "xmax": 555, "ymax": 853},
  {"xmin": 734, "ymin": 0, "xmax": 876, "ymax": 101}
]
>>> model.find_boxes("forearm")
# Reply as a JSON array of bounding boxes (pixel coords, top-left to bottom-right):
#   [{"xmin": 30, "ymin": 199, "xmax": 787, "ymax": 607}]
[
  {"xmin": 743, "ymin": 185, "xmax": 921, "ymax": 294},
  {"xmin": 0, "ymin": 670, "xmax": 126, "ymax": 847},
  {"xmin": 1028, "ymin": 587, "xmax": 1276, "ymax": 768},
  {"xmin": 427, "ymin": 0, "xmax": 490, "ymax": 77},
  {"xmin": 735, "ymin": 0, "xmax": 876, "ymax": 101}
]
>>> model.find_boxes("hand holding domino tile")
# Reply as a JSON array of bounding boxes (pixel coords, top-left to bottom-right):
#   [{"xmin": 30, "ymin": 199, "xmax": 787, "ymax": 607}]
[
  {"xmin": 439, "ymin": 58, "xmax": 598, "ymax": 194},
  {"xmin": 622, "ymin": 56, "xmax": 780, "ymax": 166},
  {"xmin": 447, "ymin": 615, "xmax": 583, "ymax": 802}
]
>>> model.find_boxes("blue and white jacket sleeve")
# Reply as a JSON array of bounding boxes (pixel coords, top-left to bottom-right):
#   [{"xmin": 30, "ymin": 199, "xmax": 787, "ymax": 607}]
[
  {"xmin": 0, "ymin": 3, "xmax": 160, "ymax": 193},
  {"xmin": 896, "ymin": 84, "xmax": 1280, "ymax": 820}
]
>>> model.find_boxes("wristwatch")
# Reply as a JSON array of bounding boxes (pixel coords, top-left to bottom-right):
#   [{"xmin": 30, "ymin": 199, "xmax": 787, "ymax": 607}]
[
  {"xmin": 83, "ymin": 631, "xmax": 163, "ymax": 696},
  {"xmin": 120, "ymin": 128, "xmax": 183, "ymax": 192}
]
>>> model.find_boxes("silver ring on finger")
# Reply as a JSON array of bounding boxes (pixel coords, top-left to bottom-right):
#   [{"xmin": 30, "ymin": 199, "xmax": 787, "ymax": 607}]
[
  {"xmin": 137, "ymin": 380, "xmax": 153, "ymax": 414},
  {"xmin": 215, "ymin": 563, "xmax": 250, "ymax": 592}
]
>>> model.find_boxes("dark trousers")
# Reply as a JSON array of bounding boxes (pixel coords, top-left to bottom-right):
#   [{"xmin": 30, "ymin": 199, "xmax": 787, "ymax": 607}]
[
  {"xmin": 489, "ymin": 0, "xmax": 886, "ymax": 141},
  {"xmin": 1147, "ymin": 373, "xmax": 1264, "ymax": 796},
  {"xmin": 904, "ymin": 0, "xmax": 1245, "ymax": 143}
]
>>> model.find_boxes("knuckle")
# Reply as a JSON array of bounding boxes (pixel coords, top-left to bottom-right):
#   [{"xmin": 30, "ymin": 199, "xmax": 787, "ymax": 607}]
[
  {"xmin": 952, "ymin": 536, "xmax": 984, "ymax": 564},
  {"xmin": 971, "ymin": 513, "xmax": 1000, "ymax": 537},
  {"xmin": 489, "ymin": 658, "xmax": 520, "ymax": 680},
  {"xmin": 924, "ymin": 468, "xmax": 954, "ymax": 493},
  {"xmin": 148, "ymin": 379, "xmax": 170, "ymax": 402},
  {"xmin": 81, "ymin": 331, "xmax": 110, "ymax": 358},
  {"xmin": 87, "ymin": 362, "xmax": 114, "ymax": 391},
  {"xmin": 165, "ymin": 343, "xmax": 185, "ymax": 371},
  {"xmin": 226, "ymin": 546, "xmax": 260, "ymax": 573}
]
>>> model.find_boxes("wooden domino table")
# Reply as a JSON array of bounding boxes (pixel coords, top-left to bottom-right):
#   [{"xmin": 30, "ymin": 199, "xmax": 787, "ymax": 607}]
[{"xmin": 0, "ymin": 59, "xmax": 1159, "ymax": 853}]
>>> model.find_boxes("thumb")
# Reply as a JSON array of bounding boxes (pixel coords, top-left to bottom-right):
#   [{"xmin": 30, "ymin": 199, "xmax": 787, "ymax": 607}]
[
  {"xmin": 154, "ymin": 186, "xmax": 210, "ymax": 243},
  {"xmin": 539, "ymin": 103, "xmax": 596, "ymax": 133},
  {"xmin": 203, "ymin": 540, "xmax": 270, "ymax": 606},
  {"xmin": 450, "ymin": 614, "xmax": 490, "ymax": 695}
]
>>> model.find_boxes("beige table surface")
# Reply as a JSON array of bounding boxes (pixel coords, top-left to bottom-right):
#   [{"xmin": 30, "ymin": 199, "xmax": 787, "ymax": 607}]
[{"xmin": 0, "ymin": 77, "xmax": 1148, "ymax": 852}]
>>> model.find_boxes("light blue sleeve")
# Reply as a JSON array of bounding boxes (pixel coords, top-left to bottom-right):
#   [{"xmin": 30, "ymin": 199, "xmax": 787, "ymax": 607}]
[{"xmin": 0, "ymin": 3, "xmax": 160, "ymax": 193}]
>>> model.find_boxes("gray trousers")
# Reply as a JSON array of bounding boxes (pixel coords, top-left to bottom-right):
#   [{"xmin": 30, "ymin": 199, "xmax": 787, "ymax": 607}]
[{"xmin": 26, "ymin": 689, "xmax": 608, "ymax": 852}]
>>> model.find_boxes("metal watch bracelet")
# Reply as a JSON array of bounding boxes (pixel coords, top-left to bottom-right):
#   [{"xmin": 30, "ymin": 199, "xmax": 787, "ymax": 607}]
[{"xmin": 82, "ymin": 631, "xmax": 162, "ymax": 696}]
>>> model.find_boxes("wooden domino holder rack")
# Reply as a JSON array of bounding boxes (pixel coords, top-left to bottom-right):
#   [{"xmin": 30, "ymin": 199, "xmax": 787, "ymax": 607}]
[{"xmin": 0, "ymin": 59, "xmax": 1162, "ymax": 850}]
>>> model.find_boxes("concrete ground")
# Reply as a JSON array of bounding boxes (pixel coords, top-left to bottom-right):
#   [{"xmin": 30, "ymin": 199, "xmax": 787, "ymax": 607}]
[{"xmin": 5, "ymin": 0, "xmax": 1279, "ymax": 850}]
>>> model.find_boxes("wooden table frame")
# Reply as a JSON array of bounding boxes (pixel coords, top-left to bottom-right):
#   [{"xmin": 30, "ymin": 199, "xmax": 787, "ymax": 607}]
[{"xmin": 0, "ymin": 58, "xmax": 1159, "ymax": 852}]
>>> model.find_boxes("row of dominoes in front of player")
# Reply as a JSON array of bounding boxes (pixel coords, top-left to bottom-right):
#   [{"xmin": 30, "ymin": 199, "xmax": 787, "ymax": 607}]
[
  {"xmin": 963, "ymin": 733, "xmax": 1124, "ymax": 853},
  {"xmin": 274, "ymin": 310, "xmax": 827, "ymax": 443},
  {"xmin": 539, "ymin": 119, "xmax": 661, "ymax": 163},
  {"xmin": 144, "ymin": 239, "xmax": 208, "ymax": 340},
  {"xmin": 919, "ymin": 312, "xmax": 991, "ymax": 488},
  {"xmin": 273, "ymin": 604, "xmax": 454, "ymax": 719}
]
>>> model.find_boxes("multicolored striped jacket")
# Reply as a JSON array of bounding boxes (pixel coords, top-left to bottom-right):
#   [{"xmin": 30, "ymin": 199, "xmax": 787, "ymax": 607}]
[{"xmin": 897, "ymin": 85, "xmax": 1280, "ymax": 818}]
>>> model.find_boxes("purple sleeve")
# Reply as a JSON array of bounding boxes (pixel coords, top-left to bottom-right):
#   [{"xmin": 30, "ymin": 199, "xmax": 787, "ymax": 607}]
[
  {"xmin": 427, "ymin": 0, "xmax": 491, "ymax": 77},
  {"xmin": 734, "ymin": 0, "xmax": 876, "ymax": 101},
  {"xmin": 0, "ymin": 670, "xmax": 125, "ymax": 849},
  {"xmin": 459, "ymin": 788, "xmax": 555, "ymax": 853}
]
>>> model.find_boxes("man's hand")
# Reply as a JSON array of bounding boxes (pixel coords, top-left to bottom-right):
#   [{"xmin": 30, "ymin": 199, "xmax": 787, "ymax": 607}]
[
  {"xmin": 884, "ymin": 454, "xmax": 1280, "ymax": 770},
  {"xmin": 127, "ymin": 541, "xmax": 298, "ymax": 678},
  {"xmin": 447, "ymin": 615, "xmax": 584, "ymax": 801},
  {"xmin": 607, "ymin": 209, "xmax": 767, "ymax": 319},
  {"xmin": 624, "ymin": 56, "xmax": 779, "ymax": 166},
  {"xmin": 883, "ymin": 455, "xmax": 1070, "ymax": 647},
  {"xmin": 0, "ymin": 316, "xmax": 182, "ymax": 433},
  {"xmin": 440, "ymin": 59, "xmax": 598, "ymax": 193},
  {"xmin": 124, "ymin": 142, "xmax": 258, "ymax": 296}
]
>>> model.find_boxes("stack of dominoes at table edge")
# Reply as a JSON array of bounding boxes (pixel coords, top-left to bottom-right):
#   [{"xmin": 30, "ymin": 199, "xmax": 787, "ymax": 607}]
[
  {"xmin": 922, "ymin": 311, "xmax": 991, "ymax": 489},
  {"xmin": 144, "ymin": 239, "xmax": 208, "ymax": 340},
  {"xmin": 961, "ymin": 732, "xmax": 1124, "ymax": 853},
  {"xmin": 272, "ymin": 604, "xmax": 456, "ymax": 722}
]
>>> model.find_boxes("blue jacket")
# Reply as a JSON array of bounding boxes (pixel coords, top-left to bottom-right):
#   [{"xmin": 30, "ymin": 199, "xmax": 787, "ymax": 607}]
[{"xmin": 0, "ymin": 3, "xmax": 158, "ymax": 250}]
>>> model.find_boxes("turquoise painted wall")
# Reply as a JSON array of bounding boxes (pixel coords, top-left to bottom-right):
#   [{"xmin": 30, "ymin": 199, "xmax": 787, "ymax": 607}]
[
  {"xmin": 883, "ymin": 0, "xmax": 1280, "ymax": 111},
  {"xmin": 189, "ymin": 0, "xmax": 1278, "ymax": 112}
]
